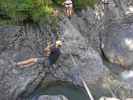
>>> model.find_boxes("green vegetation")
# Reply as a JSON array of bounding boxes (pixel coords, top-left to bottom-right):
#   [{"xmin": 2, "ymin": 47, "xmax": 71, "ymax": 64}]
[
  {"xmin": 74, "ymin": 0, "xmax": 96, "ymax": 9},
  {"xmin": 0, "ymin": 0, "xmax": 96, "ymax": 24}
]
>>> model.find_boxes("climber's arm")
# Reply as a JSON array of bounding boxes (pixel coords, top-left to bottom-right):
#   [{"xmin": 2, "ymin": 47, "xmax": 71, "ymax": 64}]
[
  {"xmin": 44, "ymin": 44, "xmax": 54, "ymax": 56},
  {"xmin": 16, "ymin": 58, "xmax": 38, "ymax": 67}
]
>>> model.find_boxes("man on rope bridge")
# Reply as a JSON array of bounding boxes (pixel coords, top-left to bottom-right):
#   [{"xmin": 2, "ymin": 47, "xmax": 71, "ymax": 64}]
[
  {"xmin": 16, "ymin": 40, "xmax": 62, "ymax": 67},
  {"xmin": 63, "ymin": 0, "xmax": 74, "ymax": 17}
]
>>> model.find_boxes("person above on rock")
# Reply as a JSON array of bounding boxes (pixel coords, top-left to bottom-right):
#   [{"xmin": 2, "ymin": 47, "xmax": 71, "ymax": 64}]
[
  {"xmin": 63, "ymin": 0, "xmax": 73, "ymax": 17},
  {"xmin": 16, "ymin": 40, "xmax": 62, "ymax": 67}
]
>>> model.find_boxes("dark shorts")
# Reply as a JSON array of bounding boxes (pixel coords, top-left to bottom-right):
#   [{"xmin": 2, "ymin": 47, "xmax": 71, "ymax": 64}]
[
  {"xmin": 36, "ymin": 56, "xmax": 60, "ymax": 66},
  {"xmin": 37, "ymin": 57, "xmax": 45, "ymax": 64},
  {"xmin": 48, "ymin": 48, "xmax": 61, "ymax": 65}
]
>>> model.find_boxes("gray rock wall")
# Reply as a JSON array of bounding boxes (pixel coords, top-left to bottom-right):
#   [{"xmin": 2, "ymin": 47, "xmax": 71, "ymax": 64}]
[{"xmin": 0, "ymin": 0, "xmax": 133, "ymax": 99}]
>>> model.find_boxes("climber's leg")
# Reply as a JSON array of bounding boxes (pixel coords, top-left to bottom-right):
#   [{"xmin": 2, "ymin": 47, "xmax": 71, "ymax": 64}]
[{"xmin": 16, "ymin": 58, "xmax": 38, "ymax": 67}]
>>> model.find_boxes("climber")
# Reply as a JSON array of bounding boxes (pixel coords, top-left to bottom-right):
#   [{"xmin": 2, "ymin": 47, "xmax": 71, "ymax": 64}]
[
  {"xmin": 16, "ymin": 40, "xmax": 62, "ymax": 67},
  {"xmin": 45, "ymin": 40, "xmax": 62, "ymax": 65},
  {"xmin": 63, "ymin": 0, "xmax": 74, "ymax": 17}
]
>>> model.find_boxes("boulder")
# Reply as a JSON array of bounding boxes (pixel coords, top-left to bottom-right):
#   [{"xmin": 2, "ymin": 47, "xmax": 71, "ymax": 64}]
[{"xmin": 101, "ymin": 23, "xmax": 133, "ymax": 69}]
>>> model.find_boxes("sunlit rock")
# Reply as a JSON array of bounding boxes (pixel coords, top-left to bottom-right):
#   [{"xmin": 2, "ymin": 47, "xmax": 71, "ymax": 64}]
[
  {"xmin": 38, "ymin": 95, "xmax": 68, "ymax": 100},
  {"xmin": 126, "ymin": 6, "xmax": 133, "ymax": 15},
  {"xmin": 124, "ymin": 38, "xmax": 133, "ymax": 51},
  {"xmin": 99, "ymin": 97, "xmax": 120, "ymax": 100}
]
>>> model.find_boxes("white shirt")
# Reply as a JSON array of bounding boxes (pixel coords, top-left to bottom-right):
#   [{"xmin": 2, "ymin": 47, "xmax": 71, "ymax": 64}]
[{"xmin": 64, "ymin": 0, "xmax": 72, "ymax": 4}]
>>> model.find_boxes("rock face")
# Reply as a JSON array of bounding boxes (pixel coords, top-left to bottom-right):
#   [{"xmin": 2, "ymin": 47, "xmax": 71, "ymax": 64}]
[
  {"xmin": 47, "ymin": 18, "xmax": 109, "ymax": 86},
  {"xmin": 0, "ymin": 18, "xmax": 110, "ymax": 100},
  {"xmin": 0, "ymin": 51, "xmax": 46, "ymax": 100},
  {"xmin": 0, "ymin": 26, "xmax": 21, "ymax": 53},
  {"xmin": 0, "ymin": 19, "xmax": 110, "ymax": 100},
  {"xmin": 0, "ymin": 0, "xmax": 133, "ymax": 99},
  {"xmin": 38, "ymin": 95, "xmax": 68, "ymax": 100},
  {"xmin": 0, "ymin": 25, "xmax": 47, "ymax": 100}
]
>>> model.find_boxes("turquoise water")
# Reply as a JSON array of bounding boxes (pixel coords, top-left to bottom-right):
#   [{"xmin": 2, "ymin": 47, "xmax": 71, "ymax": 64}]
[
  {"xmin": 29, "ymin": 82, "xmax": 90, "ymax": 100},
  {"xmin": 27, "ymin": 81, "xmax": 112, "ymax": 100}
]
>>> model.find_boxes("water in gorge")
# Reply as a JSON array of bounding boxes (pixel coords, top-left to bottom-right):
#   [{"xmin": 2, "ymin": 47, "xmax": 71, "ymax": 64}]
[{"xmin": 26, "ymin": 82, "xmax": 112, "ymax": 100}]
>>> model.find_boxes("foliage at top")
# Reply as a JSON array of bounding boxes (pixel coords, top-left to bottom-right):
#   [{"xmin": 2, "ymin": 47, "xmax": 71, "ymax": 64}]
[
  {"xmin": 74, "ymin": 0, "xmax": 96, "ymax": 9},
  {"xmin": 0, "ymin": 0, "xmax": 96, "ymax": 24}
]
